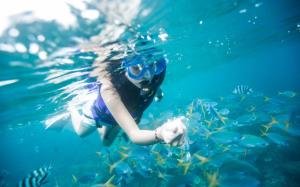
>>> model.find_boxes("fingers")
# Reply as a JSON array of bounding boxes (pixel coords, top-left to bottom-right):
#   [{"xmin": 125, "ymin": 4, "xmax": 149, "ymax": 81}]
[
  {"xmin": 170, "ymin": 134, "xmax": 186, "ymax": 147},
  {"xmin": 170, "ymin": 130, "xmax": 187, "ymax": 147},
  {"xmin": 173, "ymin": 126, "xmax": 178, "ymax": 133},
  {"xmin": 177, "ymin": 133, "xmax": 186, "ymax": 146},
  {"xmin": 160, "ymin": 117, "xmax": 188, "ymax": 146},
  {"xmin": 173, "ymin": 122, "xmax": 184, "ymax": 134},
  {"xmin": 170, "ymin": 124, "xmax": 187, "ymax": 146},
  {"xmin": 170, "ymin": 122, "xmax": 187, "ymax": 145},
  {"xmin": 170, "ymin": 133, "xmax": 182, "ymax": 146}
]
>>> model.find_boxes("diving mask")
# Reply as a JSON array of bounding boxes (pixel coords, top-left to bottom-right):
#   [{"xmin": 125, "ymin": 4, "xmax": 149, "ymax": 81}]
[{"xmin": 122, "ymin": 56, "xmax": 166, "ymax": 80}]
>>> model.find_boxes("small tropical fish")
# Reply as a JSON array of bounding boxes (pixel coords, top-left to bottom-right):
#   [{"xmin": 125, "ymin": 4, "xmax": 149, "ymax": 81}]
[
  {"xmin": 193, "ymin": 176, "xmax": 202, "ymax": 185},
  {"xmin": 151, "ymin": 150, "xmax": 166, "ymax": 165},
  {"xmin": 259, "ymin": 119, "xmax": 273, "ymax": 129},
  {"xmin": 71, "ymin": 174, "xmax": 78, "ymax": 183},
  {"xmin": 193, "ymin": 153, "xmax": 210, "ymax": 165},
  {"xmin": 255, "ymin": 112, "xmax": 271, "ymax": 124},
  {"xmin": 95, "ymin": 151, "xmax": 102, "ymax": 157},
  {"xmin": 109, "ymin": 161, "xmax": 122, "ymax": 174},
  {"xmin": 214, "ymin": 126, "xmax": 225, "ymax": 132},
  {"xmin": 204, "ymin": 120, "xmax": 213, "ymax": 127},
  {"xmin": 274, "ymin": 122, "xmax": 300, "ymax": 137},
  {"xmin": 119, "ymin": 151, "xmax": 129, "ymax": 159},
  {"xmin": 134, "ymin": 158, "xmax": 155, "ymax": 178},
  {"xmin": 219, "ymin": 144, "xmax": 230, "ymax": 152},
  {"xmin": 232, "ymin": 85, "xmax": 253, "ymax": 95},
  {"xmin": 268, "ymin": 116, "xmax": 278, "ymax": 125},
  {"xmin": 108, "ymin": 151, "xmax": 129, "ymax": 174},
  {"xmin": 220, "ymin": 159, "xmax": 261, "ymax": 179},
  {"xmin": 186, "ymin": 101, "xmax": 195, "ymax": 119},
  {"xmin": 219, "ymin": 173, "xmax": 260, "ymax": 187},
  {"xmin": 206, "ymin": 171, "xmax": 219, "ymax": 187},
  {"xmin": 264, "ymin": 96, "xmax": 271, "ymax": 102},
  {"xmin": 120, "ymin": 146, "xmax": 129, "ymax": 151},
  {"xmin": 196, "ymin": 99, "xmax": 207, "ymax": 119},
  {"xmin": 90, "ymin": 175, "xmax": 116, "ymax": 187},
  {"xmin": 266, "ymin": 133, "xmax": 289, "ymax": 147},
  {"xmin": 259, "ymin": 128, "xmax": 269, "ymax": 137},
  {"xmin": 239, "ymin": 134, "xmax": 269, "ymax": 148},
  {"xmin": 211, "ymin": 131, "xmax": 241, "ymax": 145},
  {"xmin": 219, "ymin": 108, "xmax": 230, "ymax": 116},
  {"xmin": 235, "ymin": 114, "xmax": 256, "ymax": 125},
  {"xmin": 78, "ymin": 173, "xmax": 99, "ymax": 184},
  {"xmin": 177, "ymin": 159, "xmax": 192, "ymax": 175},
  {"xmin": 284, "ymin": 120, "xmax": 290, "ymax": 130},
  {"xmin": 246, "ymin": 105, "xmax": 256, "ymax": 112},
  {"xmin": 114, "ymin": 162, "xmax": 133, "ymax": 184},
  {"xmin": 205, "ymin": 104, "xmax": 227, "ymax": 124},
  {"xmin": 157, "ymin": 171, "xmax": 168, "ymax": 180},
  {"xmin": 278, "ymin": 91, "xmax": 297, "ymax": 98},
  {"xmin": 205, "ymin": 130, "xmax": 213, "ymax": 139},
  {"xmin": 18, "ymin": 166, "xmax": 51, "ymax": 187}
]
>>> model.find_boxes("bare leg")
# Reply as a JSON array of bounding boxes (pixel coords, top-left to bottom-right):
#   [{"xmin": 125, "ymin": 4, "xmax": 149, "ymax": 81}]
[
  {"xmin": 69, "ymin": 104, "xmax": 119, "ymax": 143},
  {"xmin": 70, "ymin": 108, "xmax": 97, "ymax": 137},
  {"xmin": 97, "ymin": 125, "xmax": 120, "ymax": 146}
]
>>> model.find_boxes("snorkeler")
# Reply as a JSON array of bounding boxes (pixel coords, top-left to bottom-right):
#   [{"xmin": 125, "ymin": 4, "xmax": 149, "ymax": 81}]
[{"xmin": 65, "ymin": 54, "xmax": 187, "ymax": 147}]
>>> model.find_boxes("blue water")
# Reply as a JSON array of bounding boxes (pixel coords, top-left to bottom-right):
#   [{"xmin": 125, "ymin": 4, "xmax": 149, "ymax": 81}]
[{"xmin": 1, "ymin": 0, "xmax": 300, "ymax": 186}]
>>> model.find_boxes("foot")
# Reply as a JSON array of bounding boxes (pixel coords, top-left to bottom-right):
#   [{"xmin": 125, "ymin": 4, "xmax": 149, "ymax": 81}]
[{"xmin": 45, "ymin": 112, "xmax": 70, "ymax": 131}]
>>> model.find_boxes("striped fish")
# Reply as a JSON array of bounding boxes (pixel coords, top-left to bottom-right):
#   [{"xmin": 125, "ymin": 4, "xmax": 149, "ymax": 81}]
[
  {"xmin": 17, "ymin": 166, "xmax": 51, "ymax": 187},
  {"xmin": 232, "ymin": 85, "xmax": 253, "ymax": 95}
]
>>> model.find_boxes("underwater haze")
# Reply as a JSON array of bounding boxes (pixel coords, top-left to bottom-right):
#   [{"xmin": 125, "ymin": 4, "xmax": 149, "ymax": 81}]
[{"xmin": 0, "ymin": 0, "xmax": 300, "ymax": 186}]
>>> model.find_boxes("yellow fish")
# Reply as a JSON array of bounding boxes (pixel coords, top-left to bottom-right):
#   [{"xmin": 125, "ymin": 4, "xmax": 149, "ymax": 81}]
[
  {"xmin": 206, "ymin": 171, "xmax": 219, "ymax": 187},
  {"xmin": 71, "ymin": 174, "xmax": 78, "ymax": 183},
  {"xmin": 284, "ymin": 120, "xmax": 290, "ymax": 131},
  {"xmin": 204, "ymin": 120, "xmax": 213, "ymax": 127},
  {"xmin": 262, "ymin": 124, "xmax": 272, "ymax": 131},
  {"xmin": 205, "ymin": 131, "xmax": 213, "ymax": 139},
  {"xmin": 186, "ymin": 102, "xmax": 195, "ymax": 119},
  {"xmin": 260, "ymin": 129, "xmax": 268, "ymax": 137},
  {"xmin": 118, "ymin": 151, "xmax": 129, "ymax": 161},
  {"xmin": 264, "ymin": 96, "xmax": 270, "ymax": 102},
  {"xmin": 91, "ymin": 175, "xmax": 116, "ymax": 187},
  {"xmin": 177, "ymin": 159, "xmax": 192, "ymax": 175},
  {"xmin": 108, "ymin": 153, "xmax": 128, "ymax": 174},
  {"xmin": 120, "ymin": 146, "xmax": 129, "ymax": 151},
  {"xmin": 246, "ymin": 105, "xmax": 256, "ymax": 112},
  {"xmin": 197, "ymin": 99, "xmax": 207, "ymax": 119},
  {"xmin": 151, "ymin": 150, "xmax": 166, "ymax": 165},
  {"xmin": 269, "ymin": 116, "xmax": 278, "ymax": 125},
  {"xmin": 103, "ymin": 175, "xmax": 116, "ymax": 187},
  {"xmin": 193, "ymin": 153, "xmax": 210, "ymax": 165}
]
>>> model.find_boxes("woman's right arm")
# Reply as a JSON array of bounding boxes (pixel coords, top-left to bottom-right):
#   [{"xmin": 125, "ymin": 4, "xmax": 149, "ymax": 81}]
[{"xmin": 100, "ymin": 82, "xmax": 186, "ymax": 146}]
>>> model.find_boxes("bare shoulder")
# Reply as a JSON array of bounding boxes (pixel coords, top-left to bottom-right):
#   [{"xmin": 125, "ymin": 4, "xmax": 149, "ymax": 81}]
[{"xmin": 100, "ymin": 80, "xmax": 119, "ymax": 100}]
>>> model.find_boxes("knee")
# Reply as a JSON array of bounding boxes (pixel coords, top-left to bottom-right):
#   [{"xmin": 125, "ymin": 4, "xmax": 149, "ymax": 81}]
[{"xmin": 74, "ymin": 121, "xmax": 97, "ymax": 137}]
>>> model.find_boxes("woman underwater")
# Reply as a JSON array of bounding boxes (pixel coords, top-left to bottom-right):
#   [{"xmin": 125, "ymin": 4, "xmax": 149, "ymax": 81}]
[{"xmin": 50, "ymin": 46, "xmax": 187, "ymax": 147}]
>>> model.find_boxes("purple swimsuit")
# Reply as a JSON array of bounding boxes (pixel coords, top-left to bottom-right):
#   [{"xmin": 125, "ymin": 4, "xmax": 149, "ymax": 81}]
[{"xmin": 90, "ymin": 90, "xmax": 118, "ymax": 127}]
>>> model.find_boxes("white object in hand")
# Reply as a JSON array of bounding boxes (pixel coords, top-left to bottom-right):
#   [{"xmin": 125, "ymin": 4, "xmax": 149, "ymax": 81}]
[{"xmin": 157, "ymin": 117, "xmax": 187, "ymax": 145}]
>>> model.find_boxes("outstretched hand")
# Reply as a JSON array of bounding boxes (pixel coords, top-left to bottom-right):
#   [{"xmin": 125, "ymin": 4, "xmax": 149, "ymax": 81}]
[{"xmin": 156, "ymin": 117, "xmax": 187, "ymax": 146}]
